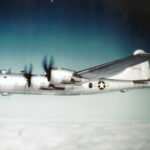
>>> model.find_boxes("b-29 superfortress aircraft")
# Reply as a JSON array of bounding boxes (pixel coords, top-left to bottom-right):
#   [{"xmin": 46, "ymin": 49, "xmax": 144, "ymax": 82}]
[{"xmin": 0, "ymin": 49, "xmax": 150, "ymax": 96}]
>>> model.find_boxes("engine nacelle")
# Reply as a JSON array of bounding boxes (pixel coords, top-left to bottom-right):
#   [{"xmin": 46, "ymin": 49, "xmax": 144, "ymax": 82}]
[
  {"xmin": 50, "ymin": 68, "xmax": 80, "ymax": 84},
  {"xmin": 0, "ymin": 70, "xmax": 7, "ymax": 74}
]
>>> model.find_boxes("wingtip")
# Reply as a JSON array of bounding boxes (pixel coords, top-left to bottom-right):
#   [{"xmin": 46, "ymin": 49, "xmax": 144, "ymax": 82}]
[{"xmin": 133, "ymin": 49, "xmax": 148, "ymax": 55}]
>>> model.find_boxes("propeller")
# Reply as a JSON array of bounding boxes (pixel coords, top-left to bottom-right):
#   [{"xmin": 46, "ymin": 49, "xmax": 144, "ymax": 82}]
[
  {"xmin": 8, "ymin": 68, "xmax": 11, "ymax": 74},
  {"xmin": 23, "ymin": 63, "xmax": 33, "ymax": 87},
  {"xmin": 42, "ymin": 56, "xmax": 54, "ymax": 82}
]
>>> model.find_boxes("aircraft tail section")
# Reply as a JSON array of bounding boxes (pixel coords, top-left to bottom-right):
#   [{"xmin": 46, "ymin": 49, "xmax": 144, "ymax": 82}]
[{"xmin": 109, "ymin": 50, "xmax": 150, "ymax": 80}]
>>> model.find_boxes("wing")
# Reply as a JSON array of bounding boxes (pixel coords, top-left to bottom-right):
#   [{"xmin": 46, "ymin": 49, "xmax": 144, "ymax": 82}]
[{"xmin": 75, "ymin": 52, "xmax": 150, "ymax": 79}]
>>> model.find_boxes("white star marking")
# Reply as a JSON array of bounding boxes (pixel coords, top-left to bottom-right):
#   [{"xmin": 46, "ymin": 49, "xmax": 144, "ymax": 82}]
[{"xmin": 99, "ymin": 81, "xmax": 105, "ymax": 90}]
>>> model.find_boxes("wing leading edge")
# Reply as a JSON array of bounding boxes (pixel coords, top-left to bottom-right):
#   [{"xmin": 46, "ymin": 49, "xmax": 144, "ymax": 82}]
[{"xmin": 75, "ymin": 50, "xmax": 150, "ymax": 79}]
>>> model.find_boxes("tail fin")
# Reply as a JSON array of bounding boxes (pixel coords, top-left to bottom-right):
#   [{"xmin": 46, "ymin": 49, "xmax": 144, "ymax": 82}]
[{"xmin": 109, "ymin": 50, "xmax": 150, "ymax": 80}]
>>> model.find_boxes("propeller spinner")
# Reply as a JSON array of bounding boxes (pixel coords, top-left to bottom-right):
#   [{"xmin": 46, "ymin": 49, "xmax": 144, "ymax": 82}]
[
  {"xmin": 42, "ymin": 56, "xmax": 54, "ymax": 82},
  {"xmin": 23, "ymin": 64, "xmax": 33, "ymax": 87}
]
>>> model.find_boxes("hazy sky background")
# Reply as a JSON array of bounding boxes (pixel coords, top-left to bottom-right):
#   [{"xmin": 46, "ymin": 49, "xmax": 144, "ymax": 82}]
[{"xmin": 0, "ymin": 0, "xmax": 150, "ymax": 122}]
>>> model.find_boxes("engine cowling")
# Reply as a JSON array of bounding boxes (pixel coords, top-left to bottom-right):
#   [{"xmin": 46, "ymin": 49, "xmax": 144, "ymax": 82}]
[
  {"xmin": 0, "ymin": 70, "xmax": 7, "ymax": 74},
  {"xmin": 50, "ymin": 68, "xmax": 81, "ymax": 84}
]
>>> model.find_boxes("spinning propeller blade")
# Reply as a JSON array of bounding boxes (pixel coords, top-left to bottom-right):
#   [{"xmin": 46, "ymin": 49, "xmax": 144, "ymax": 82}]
[
  {"xmin": 42, "ymin": 56, "xmax": 54, "ymax": 82},
  {"xmin": 8, "ymin": 68, "xmax": 11, "ymax": 74},
  {"xmin": 23, "ymin": 63, "xmax": 33, "ymax": 87}
]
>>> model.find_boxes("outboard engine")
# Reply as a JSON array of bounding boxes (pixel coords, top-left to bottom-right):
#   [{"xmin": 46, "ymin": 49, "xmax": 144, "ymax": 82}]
[{"xmin": 0, "ymin": 70, "xmax": 7, "ymax": 74}]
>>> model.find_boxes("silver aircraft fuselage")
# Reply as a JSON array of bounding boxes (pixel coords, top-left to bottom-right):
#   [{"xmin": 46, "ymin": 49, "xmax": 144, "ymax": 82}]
[
  {"xmin": 1, "ymin": 49, "xmax": 150, "ymax": 96},
  {"xmin": 0, "ymin": 73, "xmax": 149, "ymax": 96}
]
